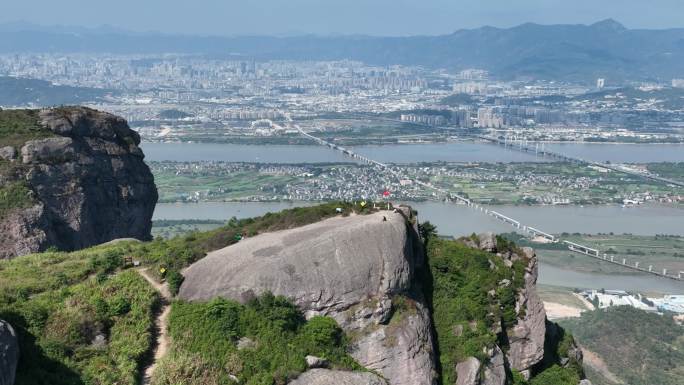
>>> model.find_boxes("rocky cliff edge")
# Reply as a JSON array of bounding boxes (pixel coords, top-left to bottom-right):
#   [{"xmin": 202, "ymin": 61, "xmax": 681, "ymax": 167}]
[{"xmin": 0, "ymin": 107, "xmax": 157, "ymax": 259}]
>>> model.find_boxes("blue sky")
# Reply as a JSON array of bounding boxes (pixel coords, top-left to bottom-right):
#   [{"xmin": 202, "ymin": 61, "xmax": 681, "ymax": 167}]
[{"xmin": 3, "ymin": 0, "xmax": 683, "ymax": 36}]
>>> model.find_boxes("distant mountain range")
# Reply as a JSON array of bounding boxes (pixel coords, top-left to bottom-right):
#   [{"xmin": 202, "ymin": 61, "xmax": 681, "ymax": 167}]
[{"xmin": 1, "ymin": 19, "xmax": 683, "ymax": 82}]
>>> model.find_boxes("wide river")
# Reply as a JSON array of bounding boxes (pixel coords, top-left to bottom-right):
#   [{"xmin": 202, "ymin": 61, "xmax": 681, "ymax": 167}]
[
  {"xmin": 146, "ymin": 141, "xmax": 684, "ymax": 292},
  {"xmin": 141, "ymin": 141, "xmax": 684, "ymax": 163},
  {"xmin": 154, "ymin": 201, "xmax": 684, "ymax": 293}
]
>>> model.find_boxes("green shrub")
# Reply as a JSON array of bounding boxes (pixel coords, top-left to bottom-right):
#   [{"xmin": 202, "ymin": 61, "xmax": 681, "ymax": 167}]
[
  {"xmin": 530, "ymin": 365, "xmax": 579, "ymax": 385},
  {"xmin": 166, "ymin": 270, "xmax": 184, "ymax": 296},
  {"xmin": 299, "ymin": 316, "xmax": 344, "ymax": 356},
  {"xmin": 109, "ymin": 296, "xmax": 131, "ymax": 316}
]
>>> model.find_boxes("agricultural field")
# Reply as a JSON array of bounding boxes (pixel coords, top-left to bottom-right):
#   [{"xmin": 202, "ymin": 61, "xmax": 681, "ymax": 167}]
[
  {"xmin": 505, "ymin": 232, "xmax": 684, "ymax": 275},
  {"xmin": 150, "ymin": 161, "xmax": 683, "ymax": 205}
]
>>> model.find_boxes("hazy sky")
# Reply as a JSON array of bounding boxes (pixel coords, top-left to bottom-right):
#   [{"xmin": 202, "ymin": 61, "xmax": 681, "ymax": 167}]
[{"xmin": 3, "ymin": 0, "xmax": 684, "ymax": 36}]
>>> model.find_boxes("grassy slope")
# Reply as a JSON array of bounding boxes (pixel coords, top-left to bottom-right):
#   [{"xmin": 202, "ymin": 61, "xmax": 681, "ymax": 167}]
[
  {"xmin": 0, "ymin": 244, "xmax": 159, "ymax": 385},
  {"xmin": 560, "ymin": 306, "xmax": 684, "ymax": 385},
  {"xmin": 0, "ymin": 202, "xmax": 377, "ymax": 384}
]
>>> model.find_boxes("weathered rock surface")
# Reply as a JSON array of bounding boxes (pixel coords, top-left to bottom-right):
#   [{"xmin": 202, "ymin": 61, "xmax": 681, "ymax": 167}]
[
  {"xmin": 508, "ymin": 248, "xmax": 547, "ymax": 379},
  {"xmin": 305, "ymin": 355, "xmax": 329, "ymax": 369},
  {"xmin": 288, "ymin": 369, "xmax": 387, "ymax": 385},
  {"xmin": 481, "ymin": 346, "xmax": 506, "ymax": 385},
  {"xmin": 0, "ymin": 146, "xmax": 16, "ymax": 161},
  {"xmin": 0, "ymin": 107, "xmax": 157, "ymax": 259},
  {"xmin": 454, "ymin": 346, "xmax": 506, "ymax": 385},
  {"xmin": 180, "ymin": 209, "xmax": 436, "ymax": 385},
  {"xmin": 455, "ymin": 357, "xmax": 480, "ymax": 385},
  {"xmin": 346, "ymin": 299, "xmax": 435, "ymax": 385},
  {"xmin": 0, "ymin": 320, "xmax": 18, "ymax": 385}
]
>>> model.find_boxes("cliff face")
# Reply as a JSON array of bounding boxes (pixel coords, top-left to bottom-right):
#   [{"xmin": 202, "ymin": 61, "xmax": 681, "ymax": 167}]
[
  {"xmin": 0, "ymin": 107, "xmax": 157, "ymax": 258},
  {"xmin": 456, "ymin": 233, "xmax": 584, "ymax": 385},
  {"xmin": 181, "ymin": 208, "xmax": 437, "ymax": 385}
]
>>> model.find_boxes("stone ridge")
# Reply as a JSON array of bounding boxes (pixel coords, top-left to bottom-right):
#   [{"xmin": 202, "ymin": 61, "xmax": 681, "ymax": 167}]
[{"xmin": 0, "ymin": 106, "xmax": 157, "ymax": 258}]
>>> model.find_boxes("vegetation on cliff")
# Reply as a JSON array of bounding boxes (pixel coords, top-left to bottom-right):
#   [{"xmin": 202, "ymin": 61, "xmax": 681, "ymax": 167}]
[
  {"xmin": 153, "ymin": 294, "xmax": 362, "ymax": 385},
  {"xmin": 0, "ymin": 181, "xmax": 36, "ymax": 220},
  {"xmin": 0, "ymin": 109, "xmax": 53, "ymax": 149},
  {"xmin": 424, "ymin": 235, "xmax": 527, "ymax": 383},
  {"xmin": 560, "ymin": 306, "xmax": 684, "ymax": 385},
  {"xmin": 0, "ymin": 109, "xmax": 48, "ymax": 219}
]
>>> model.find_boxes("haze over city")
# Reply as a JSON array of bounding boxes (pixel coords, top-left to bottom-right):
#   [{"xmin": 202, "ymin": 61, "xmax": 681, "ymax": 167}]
[{"xmin": 2, "ymin": 0, "xmax": 684, "ymax": 36}]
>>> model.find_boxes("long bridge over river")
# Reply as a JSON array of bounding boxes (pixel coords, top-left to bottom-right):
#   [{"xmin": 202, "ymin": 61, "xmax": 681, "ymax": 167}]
[
  {"xmin": 293, "ymin": 122, "xmax": 684, "ymax": 282},
  {"xmin": 477, "ymin": 135, "xmax": 684, "ymax": 188}
]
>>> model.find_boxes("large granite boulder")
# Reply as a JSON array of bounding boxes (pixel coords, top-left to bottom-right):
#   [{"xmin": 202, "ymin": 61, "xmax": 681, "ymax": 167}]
[
  {"xmin": 0, "ymin": 107, "xmax": 157, "ymax": 259},
  {"xmin": 180, "ymin": 209, "xmax": 436, "ymax": 385},
  {"xmin": 0, "ymin": 320, "xmax": 18, "ymax": 385},
  {"xmin": 288, "ymin": 369, "xmax": 387, "ymax": 385}
]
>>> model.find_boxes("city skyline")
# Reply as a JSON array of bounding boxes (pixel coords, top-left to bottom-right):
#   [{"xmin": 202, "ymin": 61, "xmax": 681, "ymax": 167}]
[{"xmin": 2, "ymin": 0, "xmax": 684, "ymax": 37}]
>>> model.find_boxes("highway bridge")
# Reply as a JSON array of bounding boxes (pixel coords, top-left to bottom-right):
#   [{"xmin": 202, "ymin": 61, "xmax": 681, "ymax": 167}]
[
  {"xmin": 293, "ymin": 123, "xmax": 683, "ymax": 282},
  {"xmin": 478, "ymin": 135, "xmax": 684, "ymax": 188}
]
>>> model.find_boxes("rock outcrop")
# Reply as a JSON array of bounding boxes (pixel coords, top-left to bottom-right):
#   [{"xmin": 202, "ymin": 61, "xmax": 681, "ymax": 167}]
[
  {"xmin": 0, "ymin": 107, "xmax": 157, "ymax": 258},
  {"xmin": 453, "ymin": 234, "xmax": 582, "ymax": 385},
  {"xmin": 508, "ymin": 247, "xmax": 547, "ymax": 379},
  {"xmin": 0, "ymin": 320, "xmax": 18, "ymax": 385},
  {"xmin": 455, "ymin": 357, "xmax": 480, "ymax": 385},
  {"xmin": 481, "ymin": 346, "xmax": 507, "ymax": 385},
  {"xmin": 288, "ymin": 369, "xmax": 387, "ymax": 385},
  {"xmin": 180, "ymin": 209, "xmax": 436, "ymax": 385}
]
